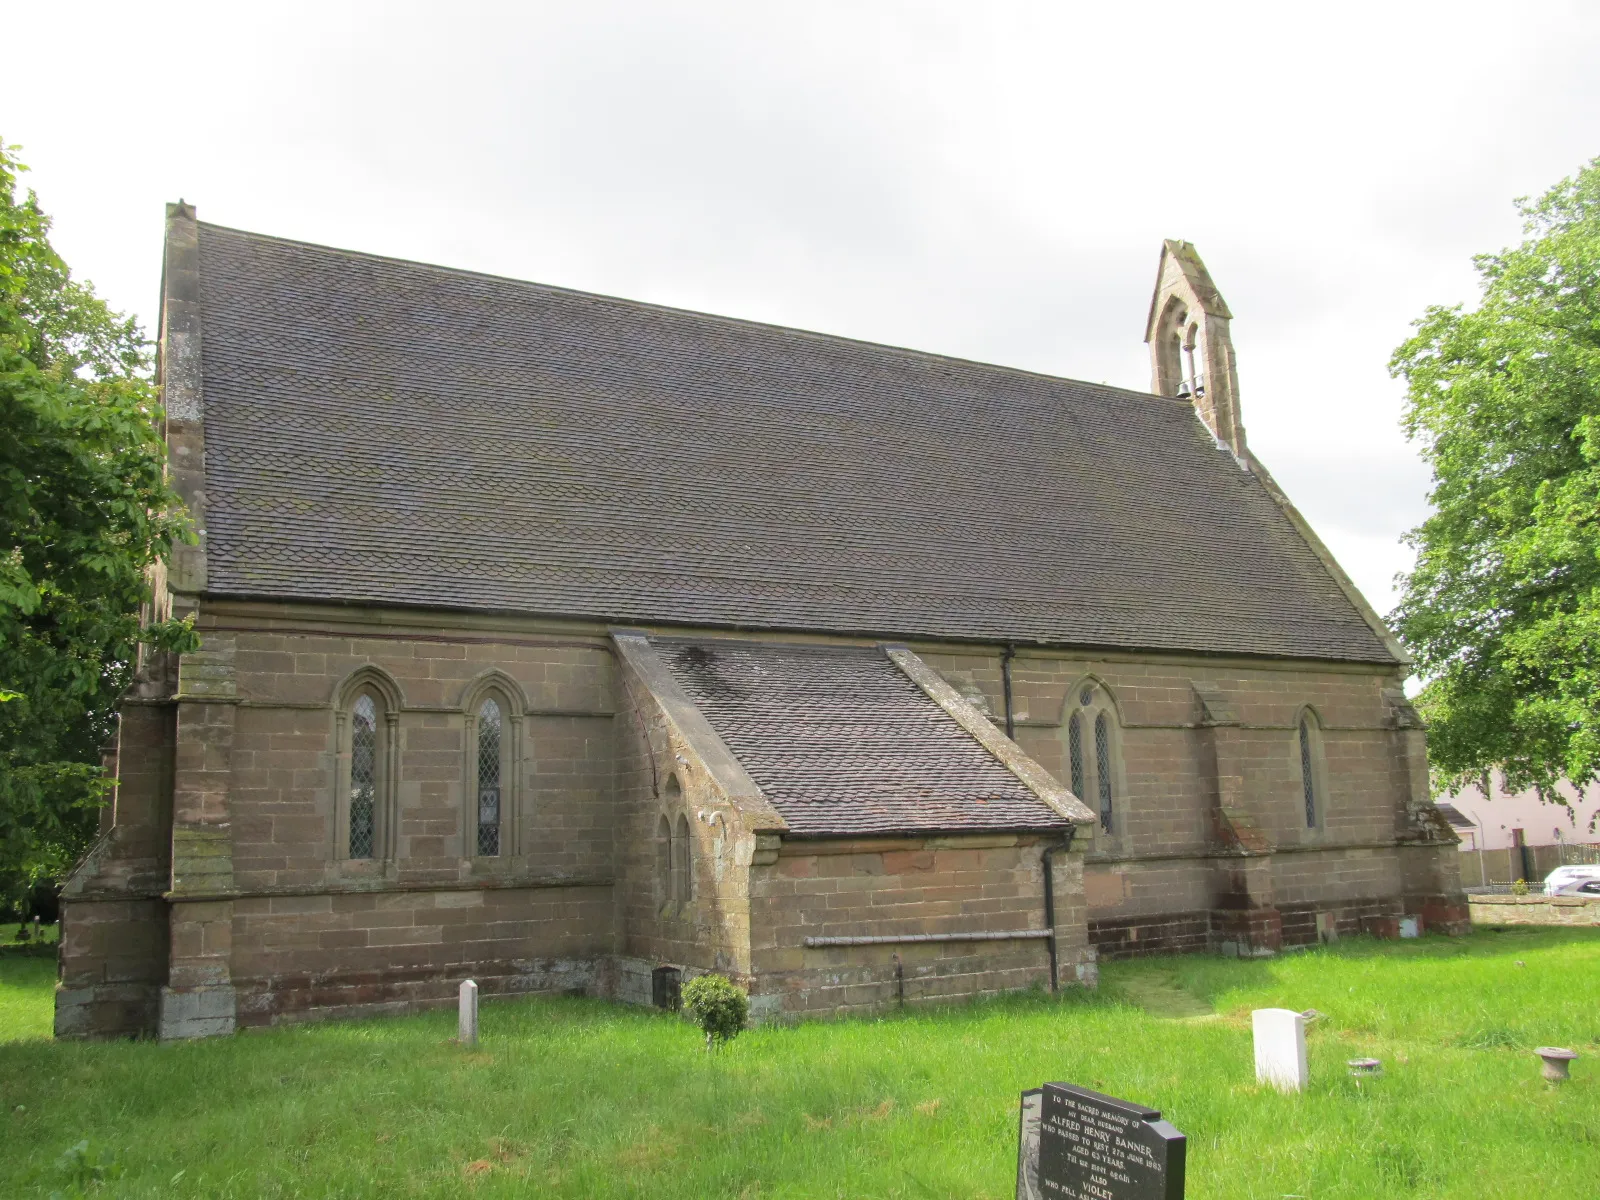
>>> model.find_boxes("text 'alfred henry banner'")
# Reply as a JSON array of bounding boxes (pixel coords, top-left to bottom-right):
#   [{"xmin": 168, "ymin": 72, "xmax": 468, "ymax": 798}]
[{"xmin": 1017, "ymin": 1083, "xmax": 1185, "ymax": 1200}]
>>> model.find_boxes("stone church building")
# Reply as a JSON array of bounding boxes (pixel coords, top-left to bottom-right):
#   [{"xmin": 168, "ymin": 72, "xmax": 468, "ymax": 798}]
[{"xmin": 55, "ymin": 206, "xmax": 1467, "ymax": 1039}]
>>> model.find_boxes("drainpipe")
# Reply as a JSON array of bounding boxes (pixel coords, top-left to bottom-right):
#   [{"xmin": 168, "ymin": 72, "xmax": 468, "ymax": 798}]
[
  {"xmin": 1001, "ymin": 643, "xmax": 1017, "ymax": 741},
  {"xmin": 1041, "ymin": 826, "xmax": 1079, "ymax": 993}
]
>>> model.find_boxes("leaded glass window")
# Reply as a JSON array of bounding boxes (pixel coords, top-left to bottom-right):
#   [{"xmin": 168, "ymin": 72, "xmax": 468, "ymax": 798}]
[
  {"xmin": 1095, "ymin": 712, "xmax": 1113, "ymax": 833},
  {"xmin": 1068, "ymin": 713, "xmax": 1085, "ymax": 800},
  {"xmin": 350, "ymin": 694, "xmax": 377, "ymax": 859},
  {"xmin": 1300, "ymin": 717, "xmax": 1317, "ymax": 829},
  {"xmin": 477, "ymin": 698, "xmax": 502, "ymax": 856}
]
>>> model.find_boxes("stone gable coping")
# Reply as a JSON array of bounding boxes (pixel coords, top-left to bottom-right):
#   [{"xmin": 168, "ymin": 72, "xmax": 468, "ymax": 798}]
[
  {"xmin": 1246, "ymin": 452, "xmax": 1413, "ymax": 666},
  {"xmin": 611, "ymin": 630, "xmax": 788, "ymax": 835},
  {"xmin": 160, "ymin": 201, "xmax": 208, "ymax": 596}
]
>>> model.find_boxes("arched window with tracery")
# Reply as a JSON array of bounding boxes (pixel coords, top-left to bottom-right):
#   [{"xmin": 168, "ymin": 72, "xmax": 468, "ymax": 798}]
[
  {"xmin": 350, "ymin": 694, "xmax": 378, "ymax": 859},
  {"xmin": 1064, "ymin": 681, "xmax": 1121, "ymax": 836},
  {"xmin": 476, "ymin": 698, "xmax": 503, "ymax": 856}
]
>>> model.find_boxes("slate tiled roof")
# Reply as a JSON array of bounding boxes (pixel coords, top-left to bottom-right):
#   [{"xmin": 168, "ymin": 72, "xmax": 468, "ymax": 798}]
[
  {"xmin": 654, "ymin": 639, "xmax": 1068, "ymax": 837},
  {"xmin": 1434, "ymin": 803, "xmax": 1477, "ymax": 831},
  {"xmin": 194, "ymin": 222, "xmax": 1395, "ymax": 663}
]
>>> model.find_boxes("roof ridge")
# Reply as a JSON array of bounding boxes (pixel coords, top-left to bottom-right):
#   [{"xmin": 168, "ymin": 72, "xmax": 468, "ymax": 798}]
[{"xmin": 195, "ymin": 219, "xmax": 1183, "ymax": 410}]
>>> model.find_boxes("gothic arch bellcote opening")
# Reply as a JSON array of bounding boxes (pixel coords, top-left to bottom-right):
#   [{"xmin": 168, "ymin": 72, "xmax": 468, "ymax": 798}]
[{"xmin": 1144, "ymin": 239, "xmax": 1246, "ymax": 460}]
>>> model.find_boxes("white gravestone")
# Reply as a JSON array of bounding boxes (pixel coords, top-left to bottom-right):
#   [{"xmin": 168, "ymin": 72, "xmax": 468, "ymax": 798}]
[
  {"xmin": 1253, "ymin": 1008, "xmax": 1308, "ymax": 1092},
  {"xmin": 459, "ymin": 979, "xmax": 479, "ymax": 1046}
]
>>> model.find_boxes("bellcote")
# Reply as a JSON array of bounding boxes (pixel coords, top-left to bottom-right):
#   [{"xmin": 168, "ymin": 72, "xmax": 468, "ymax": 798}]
[{"xmin": 1144, "ymin": 240, "xmax": 1246, "ymax": 460}]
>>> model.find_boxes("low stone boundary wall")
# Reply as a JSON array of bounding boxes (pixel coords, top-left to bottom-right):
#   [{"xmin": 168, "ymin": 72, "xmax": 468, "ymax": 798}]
[{"xmin": 1469, "ymin": 894, "xmax": 1600, "ymax": 927}]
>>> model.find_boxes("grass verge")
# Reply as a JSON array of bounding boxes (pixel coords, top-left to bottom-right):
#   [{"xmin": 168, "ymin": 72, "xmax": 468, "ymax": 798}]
[{"xmin": 1, "ymin": 928, "xmax": 1596, "ymax": 1198}]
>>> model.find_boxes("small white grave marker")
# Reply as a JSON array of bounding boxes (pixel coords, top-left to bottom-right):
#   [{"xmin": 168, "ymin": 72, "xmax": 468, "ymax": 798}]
[
  {"xmin": 458, "ymin": 979, "xmax": 479, "ymax": 1046},
  {"xmin": 1253, "ymin": 1007, "xmax": 1308, "ymax": 1092}
]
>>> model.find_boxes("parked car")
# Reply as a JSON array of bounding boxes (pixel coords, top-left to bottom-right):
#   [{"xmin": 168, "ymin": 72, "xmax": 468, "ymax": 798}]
[{"xmin": 1542, "ymin": 865, "xmax": 1600, "ymax": 896}]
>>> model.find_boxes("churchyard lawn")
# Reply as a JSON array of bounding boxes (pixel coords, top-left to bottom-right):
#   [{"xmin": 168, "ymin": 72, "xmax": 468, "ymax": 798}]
[{"xmin": 1, "ymin": 928, "xmax": 1595, "ymax": 1198}]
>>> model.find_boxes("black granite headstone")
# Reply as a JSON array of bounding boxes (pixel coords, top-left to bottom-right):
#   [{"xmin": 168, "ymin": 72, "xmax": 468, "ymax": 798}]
[{"xmin": 1030, "ymin": 1083, "xmax": 1185, "ymax": 1200}]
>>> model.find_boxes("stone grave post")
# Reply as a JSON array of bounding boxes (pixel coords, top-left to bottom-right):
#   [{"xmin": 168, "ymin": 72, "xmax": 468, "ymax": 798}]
[
  {"xmin": 459, "ymin": 978, "xmax": 479, "ymax": 1046},
  {"xmin": 1252, "ymin": 1008, "xmax": 1307, "ymax": 1092}
]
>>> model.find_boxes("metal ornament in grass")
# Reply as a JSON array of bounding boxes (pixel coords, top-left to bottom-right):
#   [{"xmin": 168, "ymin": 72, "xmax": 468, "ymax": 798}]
[
  {"xmin": 680, "ymin": 973, "xmax": 749, "ymax": 1050},
  {"xmin": 1348, "ymin": 1058, "xmax": 1383, "ymax": 1080}
]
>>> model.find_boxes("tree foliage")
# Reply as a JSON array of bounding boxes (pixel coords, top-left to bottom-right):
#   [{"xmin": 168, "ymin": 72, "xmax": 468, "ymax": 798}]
[
  {"xmin": 0, "ymin": 140, "xmax": 194, "ymax": 906},
  {"xmin": 1392, "ymin": 157, "xmax": 1600, "ymax": 815}
]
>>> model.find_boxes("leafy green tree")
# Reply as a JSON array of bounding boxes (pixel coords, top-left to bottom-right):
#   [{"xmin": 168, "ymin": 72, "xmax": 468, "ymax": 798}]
[
  {"xmin": 0, "ymin": 140, "xmax": 194, "ymax": 908},
  {"xmin": 1392, "ymin": 157, "xmax": 1600, "ymax": 817}
]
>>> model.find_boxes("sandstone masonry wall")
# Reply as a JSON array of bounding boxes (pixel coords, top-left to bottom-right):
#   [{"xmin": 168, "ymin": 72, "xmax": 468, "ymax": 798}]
[
  {"xmin": 919, "ymin": 646, "xmax": 1464, "ymax": 955},
  {"xmin": 57, "ymin": 608, "xmax": 1464, "ymax": 1037},
  {"xmin": 747, "ymin": 834, "xmax": 1090, "ymax": 1019}
]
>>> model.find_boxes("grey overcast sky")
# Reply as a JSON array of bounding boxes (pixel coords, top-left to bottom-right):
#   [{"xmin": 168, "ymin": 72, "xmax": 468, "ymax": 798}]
[{"xmin": 6, "ymin": 1, "xmax": 1599, "ymax": 633}]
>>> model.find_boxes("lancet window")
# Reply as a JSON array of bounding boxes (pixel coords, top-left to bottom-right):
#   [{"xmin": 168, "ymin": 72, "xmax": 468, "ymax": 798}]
[
  {"xmin": 350, "ymin": 694, "xmax": 378, "ymax": 859},
  {"xmin": 673, "ymin": 813, "xmax": 692, "ymax": 905},
  {"xmin": 462, "ymin": 678, "xmax": 522, "ymax": 860},
  {"xmin": 1298, "ymin": 711, "xmax": 1325, "ymax": 831},
  {"xmin": 476, "ymin": 698, "xmax": 503, "ymax": 856},
  {"xmin": 656, "ymin": 815, "xmax": 673, "ymax": 908},
  {"xmin": 334, "ymin": 670, "xmax": 399, "ymax": 866}
]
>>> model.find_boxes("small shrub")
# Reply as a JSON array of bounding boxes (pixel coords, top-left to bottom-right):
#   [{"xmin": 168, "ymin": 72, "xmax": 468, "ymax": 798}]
[
  {"xmin": 1512, "ymin": 879, "xmax": 1530, "ymax": 897},
  {"xmin": 680, "ymin": 973, "xmax": 748, "ymax": 1049}
]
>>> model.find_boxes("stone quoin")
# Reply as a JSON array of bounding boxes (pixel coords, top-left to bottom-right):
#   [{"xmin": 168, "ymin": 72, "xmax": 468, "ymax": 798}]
[{"xmin": 54, "ymin": 211, "xmax": 1467, "ymax": 1039}]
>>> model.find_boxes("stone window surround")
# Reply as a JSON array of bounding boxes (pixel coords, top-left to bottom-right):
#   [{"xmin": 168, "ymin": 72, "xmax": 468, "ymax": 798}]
[
  {"xmin": 460, "ymin": 671, "xmax": 527, "ymax": 861},
  {"xmin": 1294, "ymin": 705, "xmax": 1331, "ymax": 838},
  {"xmin": 1063, "ymin": 676, "xmax": 1127, "ymax": 844},
  {"xmin": 331, "ymin": 666, "xmax": 402, "ymax": 868}
]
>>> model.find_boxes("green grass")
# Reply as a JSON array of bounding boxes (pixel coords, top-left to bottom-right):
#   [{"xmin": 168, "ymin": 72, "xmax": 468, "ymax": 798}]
[
  {"xmin": 0, "ymin": 924, "xmax": 57, "ymax": 1044},
  {"xmin": 1, "ymin": 929, "xmax": 1597, "ymax": 1198}
]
